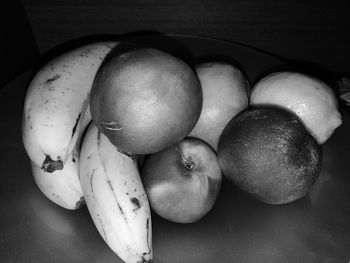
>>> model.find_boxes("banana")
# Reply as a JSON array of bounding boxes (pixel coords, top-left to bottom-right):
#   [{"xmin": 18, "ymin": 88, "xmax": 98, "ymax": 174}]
[
  {"xmin": 80, "ymin": 123, "xmax": 152, "ymax": 263},
  {"xmin": 22, "ymin": 41, "xmax": 117, "ymax": 172},
  {"xmin": 30, "ymin": 101, "xmax": 92, "ymax": 210}
]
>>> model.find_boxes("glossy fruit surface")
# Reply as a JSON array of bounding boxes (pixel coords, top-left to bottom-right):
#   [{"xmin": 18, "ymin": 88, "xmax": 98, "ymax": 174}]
[
  {"xmin": 142, "ymin": 137, "xmax": 222, "ymax": 223},
  {"xmin": 90, "ymin": 45, "xmax": 202, "ymax": 154},
  {"xmin": 189, "ymin": 62, "xmax": 249, "ymax": 150},
  {"xmin": 250, "ymin": 71, "xmax": 342, "ymax": 144},
  {"xmin": 217, "ymin": 105, "xmax": 322, "ymax": 205}
]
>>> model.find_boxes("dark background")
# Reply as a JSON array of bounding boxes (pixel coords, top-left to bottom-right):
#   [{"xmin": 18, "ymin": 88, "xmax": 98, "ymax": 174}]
[
  {"xmin": 2, "ymin": 0, "xmax": 350, "ymax": 87},
  {"xmin": 1, "ymin": 0, "xmax": 38, "ymax": 87}
]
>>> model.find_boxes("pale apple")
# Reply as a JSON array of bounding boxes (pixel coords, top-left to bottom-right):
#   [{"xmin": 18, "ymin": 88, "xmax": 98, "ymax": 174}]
[
  {"xmin": 141, "ymin": 137, "xmax": 222, "ymax": 223},
  {"xmin": 189, "ymin": 62, "xmax": 249, "ymax": 150}
]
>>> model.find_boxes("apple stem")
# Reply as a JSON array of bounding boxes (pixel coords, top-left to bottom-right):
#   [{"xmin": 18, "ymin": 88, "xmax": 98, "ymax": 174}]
[{"xmin": 182, "ymin": 155, "xmax": 195, "ymax": 171}]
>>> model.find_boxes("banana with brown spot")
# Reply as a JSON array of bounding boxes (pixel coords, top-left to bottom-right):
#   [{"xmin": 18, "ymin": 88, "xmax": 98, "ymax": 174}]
[
  {"xmin": 80, "ymin": 123, "xmax": 152, "ymax": 263},
  {"xmin": 31, "ymin": 150, "xmax": 84, "ymax": 210},
  {"xmin": 22, "ymin": 41, "xmax": 117, "ymax": 172},
  {"xmin": 30, "ymin": 102, "xmax": 92, "ymax": 210}
]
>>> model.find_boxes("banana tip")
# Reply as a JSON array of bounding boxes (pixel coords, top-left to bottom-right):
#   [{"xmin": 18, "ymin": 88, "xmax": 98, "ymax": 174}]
[{"xmin": 75, "ymin": 196, "xmax": 85, "ymax": 209}]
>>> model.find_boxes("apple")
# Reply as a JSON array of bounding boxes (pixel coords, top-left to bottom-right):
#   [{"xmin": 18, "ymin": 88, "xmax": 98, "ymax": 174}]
[
  {"xmin": 189, "ymin": 62, "xmax": 249, "ymax": 150},
  {"xmin": 90, "ymin": 44, "xmax": 202, "ymax": 154},
  {"xmin": 141, "ymin": 137, "xmax": 222, "ymax": 223}
]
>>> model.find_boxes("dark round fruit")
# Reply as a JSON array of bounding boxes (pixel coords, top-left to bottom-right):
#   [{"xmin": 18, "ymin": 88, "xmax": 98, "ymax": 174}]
[{"xmin": 217, "ymin": 105, "xmax": 322, "ymax": 204}]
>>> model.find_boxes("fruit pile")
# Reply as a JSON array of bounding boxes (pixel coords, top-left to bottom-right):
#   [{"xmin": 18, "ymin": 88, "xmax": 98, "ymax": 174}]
[{"xmin": 22, "ymin": 40, "xmax": 342, "ymax": 263}]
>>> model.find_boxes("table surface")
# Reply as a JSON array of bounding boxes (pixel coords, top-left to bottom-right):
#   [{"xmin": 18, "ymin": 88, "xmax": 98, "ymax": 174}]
[{"xmin": 1, "ymin": 35, "xmax": 350, "ymax": 263}]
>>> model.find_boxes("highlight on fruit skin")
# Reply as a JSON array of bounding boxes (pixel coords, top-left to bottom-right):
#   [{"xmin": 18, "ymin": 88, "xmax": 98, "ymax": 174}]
[
  {"xmin": 250, "ymin": 71, "xmax": 342, "ymax": 144},
  {"xmin": 89, "ymin": 44, "xmax": 203, "ymax": 155},
  {"xmin": 217, "ymin": 105, "xmax": 322, "ymax": 205}
]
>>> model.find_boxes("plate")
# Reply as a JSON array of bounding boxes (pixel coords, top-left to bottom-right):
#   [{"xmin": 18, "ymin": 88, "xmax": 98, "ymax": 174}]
[{"xmin": 1, "ymin": 34, "xmax": 350, "ymax": 263}]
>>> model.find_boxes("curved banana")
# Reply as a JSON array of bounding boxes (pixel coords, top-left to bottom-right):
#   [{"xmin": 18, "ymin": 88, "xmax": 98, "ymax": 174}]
[
  {"xmin": 30, "ymin": 103, "xmax": 92, "ymax": 210},
  {"xmin": 22, "ymin": 41, "xmax": 117, "ymax": 172},
  {"xmin": 80, "ymin": 123, "xmax": 152, "ymax": 263}
]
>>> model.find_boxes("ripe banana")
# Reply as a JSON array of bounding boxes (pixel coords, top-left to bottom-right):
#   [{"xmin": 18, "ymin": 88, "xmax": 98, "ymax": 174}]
[
  {"xmin": 80, "ymin": 123, "xmax": 152, "ymax": 263},
  {"xmin": 22, "ymin": 41, "xmax": 117, "ymax": 172},
  {"xmin": 30, "ymin": 102, "xmax": 92, "ymax": 210}
]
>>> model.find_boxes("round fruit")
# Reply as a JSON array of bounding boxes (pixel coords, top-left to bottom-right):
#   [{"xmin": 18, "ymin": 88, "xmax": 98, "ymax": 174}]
[
  {"xmin": 189, "ymin": 62, "xmax": 249, "ymax": 150},
  {"xmin": 217, "ymin": 106, "xmax": 322, "ymax": 205},
  {"xmin": 90, "ymin": 45, "xmax": 202, "ymax": 154},
  {"xmin": 142, "ymin": 137, "xmax": 222, "ymax": 223},
  {"xmin": 250, "ymin": 71, "xmax": 342, "ymax": 144}
]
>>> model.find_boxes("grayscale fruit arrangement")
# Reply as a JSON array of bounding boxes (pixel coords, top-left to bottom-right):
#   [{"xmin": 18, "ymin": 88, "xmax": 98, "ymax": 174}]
[{"xmin": 22, "ymin": 39, "xmax": 342, "ymax": 263}]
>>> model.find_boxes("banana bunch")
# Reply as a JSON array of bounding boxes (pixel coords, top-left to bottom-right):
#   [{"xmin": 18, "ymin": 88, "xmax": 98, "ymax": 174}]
[
  {"xmin": 22, "ymin": 40, "xmax": 153, "ymax": 263},
  {"xmin": 80, "ymin": 123, "xmax": 152, "ymax": 263}
]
